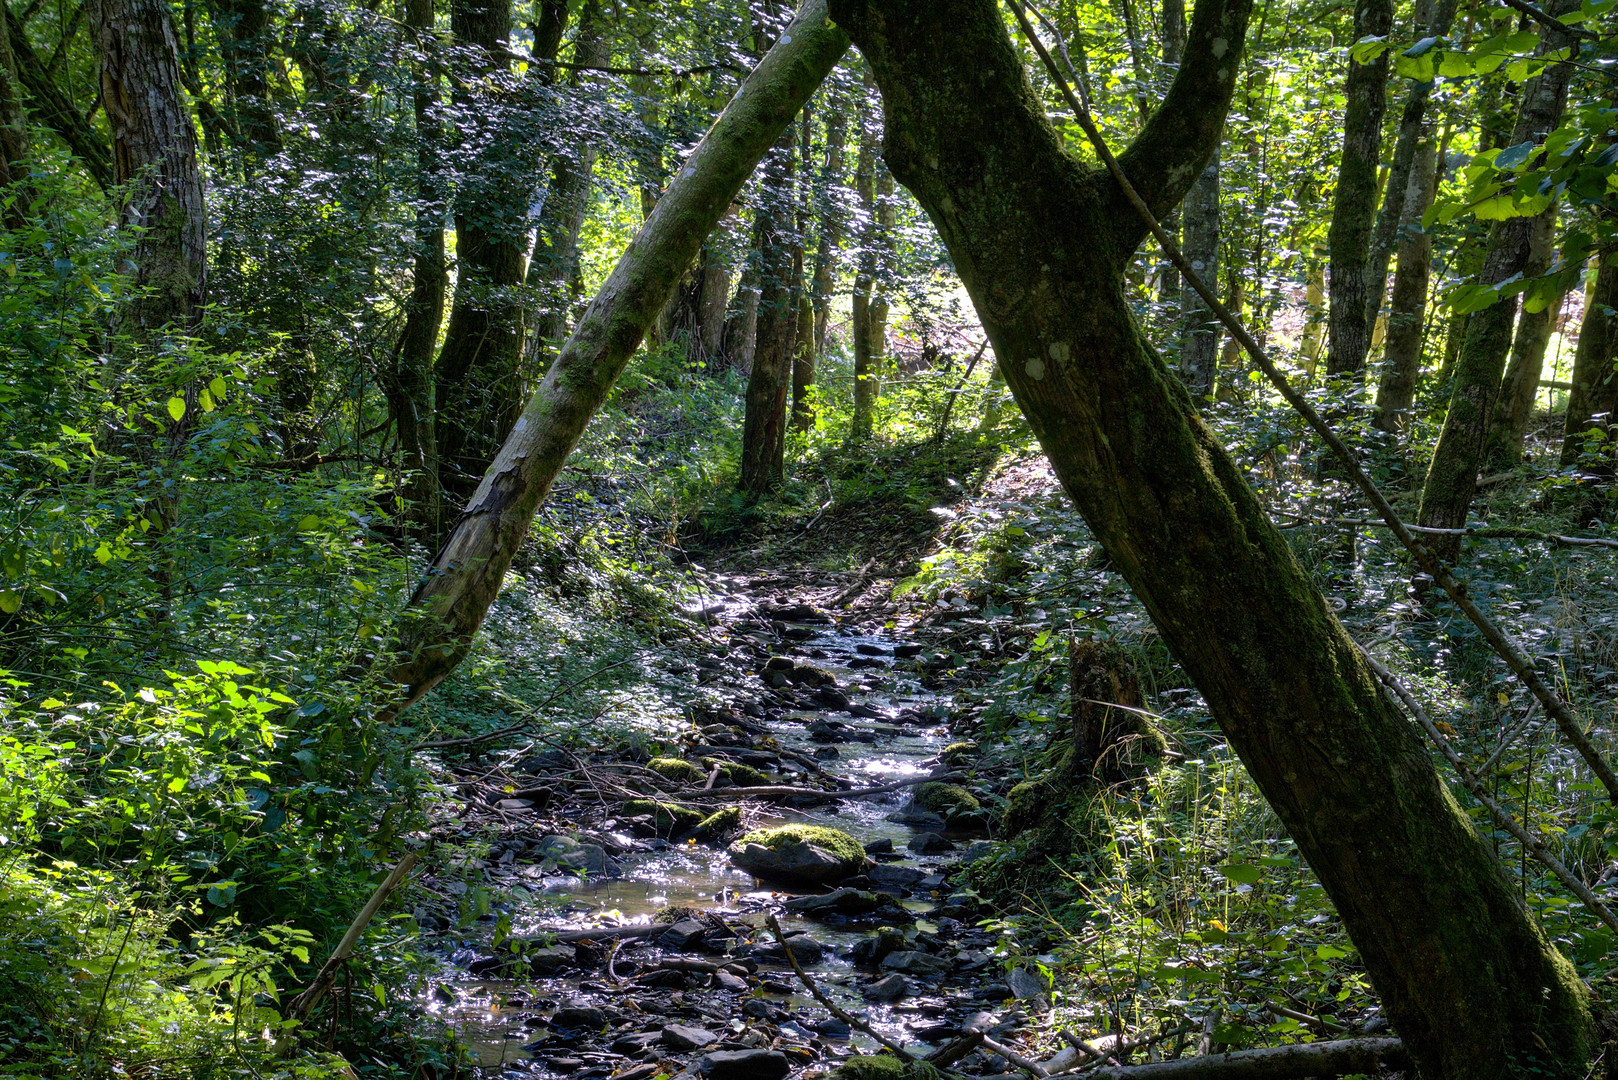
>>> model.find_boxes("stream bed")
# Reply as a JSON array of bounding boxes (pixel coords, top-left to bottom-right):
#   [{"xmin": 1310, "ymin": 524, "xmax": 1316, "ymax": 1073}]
[{"xmin": 413, "ymin": 586, "xmax": 1042, "ymax": 1079}]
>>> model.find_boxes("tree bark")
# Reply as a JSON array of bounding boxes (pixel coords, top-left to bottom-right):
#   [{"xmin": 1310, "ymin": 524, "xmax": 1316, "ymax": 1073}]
[
  {"xmin": 1561, "ymin": 256, "xmax": 1618, "ymax": 467},
  {"xmin": 1417, "ymin": 7, "xmax": 1576, "ymax": 561},
  {"xmin": 1361, "ymin": 0, "xmax": 1456, "ymax": 337},
  {"xmin": 739, "ymin": 115, "xmax": 800, "ymax": 495},
  {"xmin": 433, "ymin": 0, "xmax": 566, "ymax": 509},
  {"xmin": 1178, "ymin": 146, "xmax": 1220, "ymax": 400},
  {"xmin": 0, "ymin": 3, "xmax": 29, "ymax": 203},
  {"xmin": 5, "ymin": 6, "xmax": 114, "ymax": 190},
  {"xmin": 826, "ymin": 2, "xmax": 1595, "ymax": 1076},
  {"xmin": 809, "ymin": 99, "xmax": 848, "ymax": 363},
  {"xmin": 1323, "ymin": 0, "xmax": 1393, "ymax": 377},
  {"xmin": 91, "ymin": 0, "xmax": 208, "ymax": 335},
  {"xmin": 386, "ymin": 0, "xmax": 447, "ymax": 537},
  {"xmin": 211, "ymin": 0, "xmax": 280, "ymax": 154},
  {"xmin": 850, "ymin": 89, "xmax": 878, "ymax": 441},
  {"xmin": 720, "ymin": 252, "xmax": 761, "ymax": 370},
  {"xmin": 1157, "ymin": 0, "xmax": 1186, "ymax": 307},
  {"xmin": 387, "ymin": 0, "xmax": 849, "ymax": 710},
  {"xmin": 1372, "ymin": 133, "xmax": 1437, "ymax": 432},
  {"xmin": 1485, "ymin": 211, "xmax": 1564, "ymax": 467}
]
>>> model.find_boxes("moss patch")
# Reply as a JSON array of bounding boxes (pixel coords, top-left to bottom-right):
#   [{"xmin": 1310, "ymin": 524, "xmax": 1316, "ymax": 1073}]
[
  {"xmin": 647, "ymin": 757, "xmax": 704, "ymax": 783},
  {"xmin": 941, "ymin": 741, "xmax": 978, "ymax": 766},
  {"xmin": 690, "ymin": 805, "xmax": 743, "ymax": 841},
  {"xmin": 703, "ymin": 758, "xmax": 769, "ymax": 787},
  {"xmin": 912, "ymin": 782, "xmax": 980, "ymax": 816},
  {"xmin": 622, "ymin": 798, "xmax": 704, "ymax": 835},
  {"xmin": 829, "ymin": 1055, "xmax": 939, "ymax": 1080},
  {"xmin": 733, "ymin": 824, "xmax": 866, "ymax": 865}
]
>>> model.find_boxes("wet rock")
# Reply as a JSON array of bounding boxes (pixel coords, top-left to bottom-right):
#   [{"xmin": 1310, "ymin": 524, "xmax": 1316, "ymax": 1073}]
[
  {"xmin": 647, "ymin": 757, "xmax": 705, "ymax": 783},
  {"xmin": 696, "ymin": 1049, "xmax": 792, "ymax": 1080},
  {"xmin": 741, "ymin": 998, "xmax": 782, "ymax": 1020},
  {"xmin": 868, "ymin": 864, "xmax": 926, "ymax": 887},
  {"xmin": 550, "ymin": 1003, "xmax": 606, "ymax": 1030},
  {"xmin": 864, "ymin": 838, "xmax": 894, "ymax": 855},
  {"xmin": 688, "ymin": 806, "xmax": 743, "ymax": 843},
  {"xmin": 534, "ymin": 835, "xmax": 619, "ymax": 875},
  {"xmin": 960, "ymin": 840, "xmax": 1001, "ymax": 864},
  {"xmin": 783, "ymin": 887, "xmax": 915, "ymax": 924},
  {"xmin": 855, "ymin": 643, "xmax": 890, "ymax": 656},
  {"xmin": 886, "ymin": 805, "xmax": 947, "ymax": 829},
  {"xmin": 863, "ymin": 973, "xmax": 915, "ymax": 1002},
  {"xmin": 728, "ymin": 825, "xmax": 866, "ymax": 885},
  {"xmin": 657, "ymin": 919, "xmax": 707, "ymax": 949},
  {"xmin": 495, "ymin": 798, "xmax": 537, "ymax": 811},
  {"xmin": 909, "ymin": 832, "xmax": 955, "ymax": 855},
  {"xmin": 785, "ymin": 664, "xmax": 838, "ymax": 688},
  {"xmin": 910, "ymin": 782, "xmax": 980, "ymax": 818},
  {"xmin": 622, "ymin": 799, "xmax": 705, "ymax": 837},
  {"xmin": 813, "ymin": 746, "xmax": 841, "ymax": 759},
  {"xmin": 745, "ymin": 933, "xmax": 826, "ymax": 965},
  {"xmin": 812, "ymin": 686, "xmax": 852, "ymax": 710},
  {"xmin": 1007, "ymin": 966, "xmax": 1051, "ymax": 1009},
  {"xmin": 893, "ymin": 643, "xmax": 926, "ymax": 659},
  {"xmin": 527, "ymin": 946, "xmax": 577, "ymax": 976},
  {"xmin": 661, "ymin": 1023, "xmax": 718, "ymax": 1050},
  {"xmin": 880, "ymin": 950, "xmax": 952, "ymax": 976},
  {"xmin": 713, "ymin": 970, "xmax": 748, "ymax": 992},
  {"xmin": 851, "ymin": 926, "xmax": 908, "ymax": 968},
  {"xmin": 808, "ymin": 719, "xmax": 852, "ymax": 743},
  {"xmin": 764, "ymin": 656, "xmax": 796, "ymax": 672},
  {"xmin": 846, "ymin": 702, "xmax": 888, "ymax": 719},
  {"xmin": 610, "ymin": 1031, "xmax": 662, "ymax": 1055}
]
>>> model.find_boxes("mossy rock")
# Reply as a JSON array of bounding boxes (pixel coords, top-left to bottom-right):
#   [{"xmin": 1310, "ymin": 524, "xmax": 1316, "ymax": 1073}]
[
  {"xmin": 1002, "ymin": 779, "xmax": 1045, "ymax": 836},
  {"xmin": 940, "ymin": 741, "xmax": 978, "ymax": 766},
  {"xmin": 622, "ymin": 798, "xmax": 704, "ymax": 836},
  {"xmin": 647, "ymin": 757, "xmax": 704, "ymax": 783},
  {"xmin": 829, "ymin": 1054, "xmax": 940, "ymax": 1080},
  {"xmin": 785, "ymin": 665, "xmax": 838, "ymax": 688},
  {"xmin": 689, "ymin": 805, "xmax": 743, "ymax": 842},
  {"xmin": 728, "ymin": 824, "xmax": 867, "ymax": 885},
  {"xmin": 703, "ymin": 758, "xmax": 769, "ymax": 787},
  {"xmin": 912, "ymin": 782, "xmax": 980, "ymax": 817}
]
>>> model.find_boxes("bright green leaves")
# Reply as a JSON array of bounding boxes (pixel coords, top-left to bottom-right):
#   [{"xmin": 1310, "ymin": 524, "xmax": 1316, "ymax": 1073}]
[{"xmin": 166, "ymin": 396, "xmax": 187, "ymax": 423}]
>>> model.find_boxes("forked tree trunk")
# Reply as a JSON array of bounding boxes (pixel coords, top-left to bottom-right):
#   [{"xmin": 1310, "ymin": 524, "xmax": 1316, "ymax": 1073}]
[
  {"xmin": 1372, "ymin": 133, "xmax": 1438, "ymax": 432},
  {"xmin": 1417, "ymin": 6, "xmax": 1576, "ymax": 561},
  {"xmin": 91, "ymin": 0, "xmax": 208, "ymax": 335},
  {"xmin": 1323, "ymin": 0, "xmax": 1393, "ymax": 378},
  {"xmin": 1561, "ymin": 257, "xmax": 1618, "ymax": 466},
  {"xmin": 739, "ymin": 117, "xmax": 800, "ymax": 495},
  {"xmin": 1485, "ymin": 212, "xmax": 1564, "ymax": 467},
  {"xmin": 826, "ymin": 1, "xmax": 1595, "ymax": 1076},
  {"xmin": 387, "ymin": 0, "xmax": 849, "ymax": 710}
]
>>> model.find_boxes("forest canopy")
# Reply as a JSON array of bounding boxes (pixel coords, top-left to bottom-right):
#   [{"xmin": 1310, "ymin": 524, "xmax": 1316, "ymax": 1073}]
[{"xmin": 1, "ymin": 0, "xmax": 1617, "ymax": 1076}]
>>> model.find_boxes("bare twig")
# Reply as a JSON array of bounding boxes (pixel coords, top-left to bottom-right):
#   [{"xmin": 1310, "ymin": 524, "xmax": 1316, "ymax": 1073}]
[
  {"xmin": 413, "ymin": 655, "xmax": 642, "ymax": 750},
  {"xmin": 982, "ymin": 1035, "xmax": 1052, "ymax": 1076},
  {"xmin": 1495, "ymin": 0, "xmax": 1598, "ymax": 40},
  {"xmin": 675, "ymin": 772, "xmax": 962, "ymax": 801},
  {"xmin": 763, "ymin": 914, "xmax": 917, "ymax": 1062},
  {"xmin": 287, "ymin": 853, "xmax": 418, "ymax": 1024},
  {"xmin": 1280, "ymin": 515, "xmax": 1618, "ymax": 550},
  {"xmin": 1005, "ymin": 0, "xmax": 1618, "ymax": 808},
  {"xmin": 1075, "ymin": 1038, "xmax": 1409, "ymax": 1079}
]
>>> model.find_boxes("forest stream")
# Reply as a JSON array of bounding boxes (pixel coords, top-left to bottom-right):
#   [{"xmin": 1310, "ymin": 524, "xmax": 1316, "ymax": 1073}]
[{"xmin": 415, "ymin": 579, "xmax": 1030, "ymax": 1080}]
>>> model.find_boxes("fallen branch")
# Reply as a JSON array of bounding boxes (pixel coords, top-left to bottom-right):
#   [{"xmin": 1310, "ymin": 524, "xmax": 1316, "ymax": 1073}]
[
  {"xmin": 675, "ymin": 772, "xmax": 962, "ymax": 802},
  {"xmin": 1076, "ymin": 1039, "xmax": 1408, "ymax": 1079},
  {"xmin": 1007, "ymin": 1, "xmax": 1618, "ymax": 808},
  {"xmin": 1280, "ymin": 516, "xmax": 1618, "ymax": 550},
  {"xmin": 764, "ymin": 914, "xmax": 919, "ymax": 1063},
  {"xmin": 286, "ymin": 853, "xmax": 418, "ymax": 1024},
  {"xmin": 1359, "ymin": 646, "xmax": 1618, "ymax": 938},
  {"xmin": 929, "ymin": 1031, "xmax": 987, "ymax": 1067},
  {"xmin": 537, "ymin": 924, "xmax": 666, "ymax": 943},
  {"xmin": 981, "ymin": 1035, "xmax": 1051, "ymax": 1076}
]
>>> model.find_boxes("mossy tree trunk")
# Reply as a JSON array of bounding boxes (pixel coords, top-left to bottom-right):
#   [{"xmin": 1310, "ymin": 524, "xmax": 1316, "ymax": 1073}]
[
  {"xmin": 809, "ymin": 100, "xmax": 849, "ymax": 363},
  {"xmin": 1372, "ymin": 131, "xmax": 1438, "ymax": 432},
  {"xmin": 850, "ymin": 89, "xmax": 879, "ymax": 441},
  {"xmin": 387, "ymin": 0, "xmax": 849, "ymax": 711},
  {"xmin": 1561, "ymin": 256, "xmax": 1618, "ymax": 467},
  {"xmin": 1323, "ymin": 0, "xmax": 1393, "ymax": 378},
  {"xmin": 0, "ymin": 1, "xmax": 29, "ymax": 221},
  {"xmin": 1417, "ymin": 8, "xmax": 1575, "ymax": 561},
  {"xmin": 1486, "ymin": 210, "xmax": 1564, "ymax": 467},
  {"xmin": 739, "ymin": 115, "xmax": 801, "ymax": 496},
  {"xmin": 828, "ymin": 2, "xmax": 1596, "ymax": 1075}
]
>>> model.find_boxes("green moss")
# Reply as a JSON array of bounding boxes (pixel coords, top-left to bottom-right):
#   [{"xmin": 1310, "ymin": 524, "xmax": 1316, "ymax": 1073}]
[
  {"xmin": 785, "ymin": 665, "xmax": 837, "ymax": 688},
  {"xmin": 647, "ymin": 757, "xmax": 704, "ymax": 783},
  {"xmin": 622, "ymin": 798, "xmax": 704, "ymax": 835},
  {"xmin": 1002, "ymin": 779, "xmax": 1044, "ymax": 836},
  {"xmin": 829, "ymin": 1055, "xmax": 939, "ymax": 1080},
  {"xmin": 732, "ymin": 824, "xmax": 866, "ymax": 866},
  {"xmin": 691, "ymin": 805, "xmax": 743, "ymax": 840},
  {"xmin": 913, "ymin": 782, "xmax": 980, "ymax": 816},
  {"xmin": 941, "ymin": 741, "xmax": 977, "ymax": 766},
  {"xmin": 703, "ymin": 758, "xmax": 769, "ymax": 787}
]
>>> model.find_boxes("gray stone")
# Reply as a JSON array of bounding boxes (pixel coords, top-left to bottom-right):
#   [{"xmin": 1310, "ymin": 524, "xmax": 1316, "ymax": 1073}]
[
  {"xmin": 783, "ymin": 887, "xmax": 886, "ymax": 916},
  {"xmin": 495, "ymin": 798, "xmax": 535, "ymax": 811},
  {"xmin": 960, "ymin": 840, "xmax": 1001, "ymax": 865},
  {"xmin": 661, "ymin": 1023, "xmax": 718, "ymax": 1050},
  {"xmin": 1007, "ymin": 966, "xmax": 1051, "ymax": 1009},
  {"xmin": 863, "ymin": 973, "xmax": 915, "ymax": 1002},
  {"xmin": 526, "ymin": 946, "xmax": 576, "ymax": 976},
  {"xmin": 550, "ymin": 1003, "xmax": 605, "ymax": 1029},
  {"xmin": 713, "ymin": 970, "xmax": 748, "ymax": 992},
  {"xmin": 657, "ymin": 919, "xmax": 707, "ymax": 949},
  {"xmin": 610, "ymin": 1031, "xmax": 662, "ymax": 1055},
  {"xmin": 864, "ymin": 838, "xmax": 895, "ymax": 855},
  {"xmin": 887, "ymin": 806, "xmax": 947, "ymax": 829},
  {"xmin": 746, "ymin": 934, "xmax": 825, "ymax": 965},
  {"xmin": 909, "ymin": 832, "xmax": 955, "ymax": 854},
  {"xmin": 697, "ymin": 1049, "xmax": 792, "ymax": 1080},
  {"xmin": 880, "ymin": 950, "xmax": 952, "ymax": 976},
  {"xmin": 869, "ymin": 864, "xmax": 926, "ymax": 887}
]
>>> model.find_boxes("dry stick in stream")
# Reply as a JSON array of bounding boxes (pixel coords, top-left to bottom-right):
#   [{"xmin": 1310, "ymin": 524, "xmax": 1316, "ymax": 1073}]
[
  {"xmin": 674, "ymin": 772, "xmax": 963, "ymax": 801},
  {"xmin": 1006, "ymin": 0, "xmax": 1618, "ymax": 808},
  {"xmin": 1072, "ymin": 1038, "xmax": 1409, "ymax": 1079},
  {"xmin": 286, "ymin": 853, "xmax": 419, "ymax": 1025},
  {"xmin": 762, "ymin": 914, "xmax": 920, "ymax": 1063},
  {"xmin": 1358, "ymin": 646, "xmax": 1618, "ymax": 937}
]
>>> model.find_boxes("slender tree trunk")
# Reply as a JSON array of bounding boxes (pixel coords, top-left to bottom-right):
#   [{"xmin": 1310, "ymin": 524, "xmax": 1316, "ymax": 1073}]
[
  {"xmin": 1417, "ymin": 7, "xmax": 1576, "ymax": 561},
  {"xmin": 0, "ymin": 4, "xmax": 29, "ymax": 205},
  {"xmin": 790, "ymin": 104, "xmax": 819, "ymax": 428},
  {"xmin": 5, "ymin": 6, "xmax": 114, "ymax": 190},
  {"xmin": 1485, "ymin": 212, "xmax": 1564, "ymax": 466},
  {"xmin": 1362, "ymin": 0, "xmax": 1456, "ymax": 337},
  {"xmin": 739, "ymin": 115, "xmax": 800, "ymax": 495},
  {"xmin": 1299, "ymin": 257, "xmax": 1325, "ymax": 372},
  {"xmin": 387, "ymin": 0, "xmax": 848, "ymax": 709},
  {"xmin": 434, "ymin": 0, "xmax": 567, "ymax": 508},
  {"xmin": 696, "ymin": 237, "xmax": 735, "ymax": 362},
  {"xmin": 1179, "ymin": 147, "xmax": 1220, "ymax": 400},
  {"xmin": 1560, "ymin": 257, "xmax": 1618, "ymax": 466},
  {"xmin": 850, "ymin": 90, "xmax": 878, "ymax": 441},
  {"xmin": 1157, "ymin": 0, "xmax": 1186, "ymax": 307},
  {"xmin": 212, "ymin": 0, "xmax": 280, "ymax": 154},
  {"xmin": 828, "ymin": 3, "xmax": 1595, "ymax": 1077},
  {"xmin": 1373, "ymin": 133, "xmax": 1438, "ymax": 432},
  {"xmin": 387, "ymin": 0, "xmax": 447, "ymax": 537},
  {"xmin": 720, "ymin": 253, "xmax": 761, "ymax": 370},
  {"xmin": 809, "ymin": 102, "xmax": 848, "ymax": 362},
  {"xmin": 526, "ymin": 1, "xmax": 607, "ymax": 368},
  {"xmin": 1323, "ymin": 0, "xmax": 1393, "ymax": 378},
  {"xmin": 91, "ymin": 0, "xmax": 208, "ymax": 335}
]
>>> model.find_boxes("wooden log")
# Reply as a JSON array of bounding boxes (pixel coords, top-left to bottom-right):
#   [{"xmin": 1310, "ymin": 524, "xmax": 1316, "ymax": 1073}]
[{"xmin": 1071, "ymin": 1038, "xmax": 1407, "ymax": 1079}]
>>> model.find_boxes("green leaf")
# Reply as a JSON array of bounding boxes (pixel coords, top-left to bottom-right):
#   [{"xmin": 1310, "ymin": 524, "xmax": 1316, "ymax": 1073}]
[
  {"xmin": 209, "ymin": 375, "xmax": 227, "ymax": 400},
  {"xmin": 206, "ymin": 881, "xmax": 238, "ymax": 907},
  {"xmin": 166, "ymin": 396, "xmax": 187, "ymax": 422},
  {"xmin": 0, "ymin": 590, "xmax": 20, "ymax": 615},
  {"xmin": 1218, "ymin": 863, "xmax": 1262, "ymax": 885},
  {"xmin": 296, "ymin": 515, "xmax": 321, "ymax": 532},
  {"xmin": 1494, "ymin": 141, "xmax": 1536, "ymax": 170}
]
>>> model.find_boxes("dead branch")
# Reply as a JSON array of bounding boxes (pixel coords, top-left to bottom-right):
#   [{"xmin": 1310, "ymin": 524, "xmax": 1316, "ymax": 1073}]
[
  {"xmin": 287, "ymin": 853, "xmax": 418, "ymax": 1024},
  {"xmin": 764, "ymin": 914, "xmax": 918, "ymax": 1063},
  {"xmin": 675, "ymin": 772, "xmax": 962, "ymax": 802},
  {"xmin": 1073, "ymin": 1038, "xmax": 1408, "ymax": 1079}
]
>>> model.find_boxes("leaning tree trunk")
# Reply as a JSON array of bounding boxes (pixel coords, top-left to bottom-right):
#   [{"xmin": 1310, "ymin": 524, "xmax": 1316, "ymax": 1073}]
[
  {"xmin": 738, "ymin": 116, "xmax": 801, "ymax": 496},
  {"xmin": 6, "ymin": 6, "xmax": 114, "ymax": 189},
  {"xmin": 1372, "ymin": 132, "xmax": 1438, "ymax": 432},
  {"xmin": 1323, "ymin": 0, "xmax": 1393, "ymax": 377},
  {"xmin": 0, "ymin": 3, "xmax": 29, "ymax": 204},
  {"xmin": 386, "ymin": 0, "xmax": 447, "ymax": 537},
  {"xmin": 1178, "ymin": 146, "xmax": 1220, "ymax": 400},
  {"xmin": 827, "ymin": 1, "xmax": 1595, "ymax": 1076},
  {"xmin": 433, "ymin": 0, "xmax": 566, "ymax": 508},
  {"xmin": 1417, "ymin": 7, "xmax": 1576, "ymax": 562},
  {"xmin": 387, "ymin": 0, "xmax": 849, "ymax": 711},
  {"xmin": 91, "ymin": 0, "xmax": 207, "ymax": 335},
  {"xmin": 1485, "ymin": 211, "xmax": 1564, "ymax": 467},
  {"xmin": 1361, "ymin": 0, "xmax": 1457, "ymax": 338},
  {"xmin": 1561, "ymin": 256, "xmax": 1618, "ymax": 466}
]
